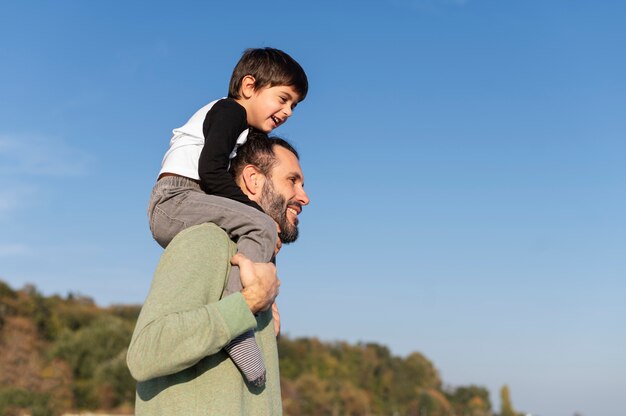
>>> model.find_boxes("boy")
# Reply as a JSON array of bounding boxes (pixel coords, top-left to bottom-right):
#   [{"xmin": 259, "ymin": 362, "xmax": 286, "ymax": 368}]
[{"xmin": 147, "ymin": 48, "xmax": 308, "ymax": 387}]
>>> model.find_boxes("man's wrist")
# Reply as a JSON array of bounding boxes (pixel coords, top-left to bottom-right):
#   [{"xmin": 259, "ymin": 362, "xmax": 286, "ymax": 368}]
[{"xmin": 241, "ymin": 287, "xmax": 260, "ymax": 314}]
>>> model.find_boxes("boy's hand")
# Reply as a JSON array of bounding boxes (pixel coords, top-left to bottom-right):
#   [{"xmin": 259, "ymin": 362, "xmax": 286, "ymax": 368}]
[
  {"xmin": 231, "ymin": 253, "xmax": 280, "ymax": 314},
  {"xmin": 272, "ymin": 302, "xmax": 280, "ymax": 336}
]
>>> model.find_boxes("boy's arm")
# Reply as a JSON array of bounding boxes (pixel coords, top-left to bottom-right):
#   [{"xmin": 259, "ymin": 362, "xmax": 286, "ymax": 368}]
[{"xmin": 198, "ymin": 99, "xmax": 262, "ymax": 210}]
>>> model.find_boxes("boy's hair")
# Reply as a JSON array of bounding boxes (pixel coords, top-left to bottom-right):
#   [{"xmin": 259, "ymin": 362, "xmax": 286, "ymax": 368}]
[
  {"xmin": 228, "ymin": 48, "xmax": 308, "ymax": 102},
  {"xmin": 230, "ymin": 130, "xmax": 299, "ymax": 180}
]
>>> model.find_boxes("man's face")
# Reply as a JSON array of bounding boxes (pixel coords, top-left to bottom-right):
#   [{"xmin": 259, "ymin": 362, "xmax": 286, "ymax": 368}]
[{"xmin": 258, "ymin": 145, "xmax": 309, "ymax": 243}]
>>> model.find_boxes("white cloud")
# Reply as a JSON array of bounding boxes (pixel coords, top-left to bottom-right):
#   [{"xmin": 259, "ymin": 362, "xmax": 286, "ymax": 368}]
[
  {"xmin": 0, "ymin": 133, "xmax": 93, "ymax": 219},
  {"xmin": 0, "ymin": 134, "xmax": 94, "ymax": 176}
]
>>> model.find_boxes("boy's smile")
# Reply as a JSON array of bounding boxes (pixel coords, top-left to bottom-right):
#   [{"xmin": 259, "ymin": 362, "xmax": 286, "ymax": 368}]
[{"xmin": 240, "ymin": 84, "xmax": 301, "ymax": 133}]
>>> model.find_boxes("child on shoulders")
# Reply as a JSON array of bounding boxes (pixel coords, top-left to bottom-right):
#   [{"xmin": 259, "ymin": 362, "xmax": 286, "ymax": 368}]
[{"xmin": 147, "ymin": 48, "xmax": 308, "ymax": 387}]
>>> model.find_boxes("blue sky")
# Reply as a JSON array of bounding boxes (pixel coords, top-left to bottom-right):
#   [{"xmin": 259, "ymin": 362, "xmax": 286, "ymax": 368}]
[{"xmin": 1, "ymin": 1, "xmax": 625, "ymax": 415}]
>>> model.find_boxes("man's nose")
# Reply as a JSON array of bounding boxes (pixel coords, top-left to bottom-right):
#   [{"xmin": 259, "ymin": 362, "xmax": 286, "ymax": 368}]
[
  {"xmin": 282, "ymin": 105, "xmax": 293, "ymax": 117},
  {"xmin": 297, "ymin": 187, "xmax": 310, "ymax": 206}
]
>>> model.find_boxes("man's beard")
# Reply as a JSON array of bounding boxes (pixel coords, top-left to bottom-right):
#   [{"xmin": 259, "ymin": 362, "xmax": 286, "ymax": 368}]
[{"xmin": 259, "ymin": 179, "xmax": 299, "ymax": 244}]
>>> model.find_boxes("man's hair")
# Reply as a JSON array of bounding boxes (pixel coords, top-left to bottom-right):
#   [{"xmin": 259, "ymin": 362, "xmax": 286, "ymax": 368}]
[
  {"xmin": 230, "ymin": 130, "xmax": 299, "ymax": 180},
  {"xmin": 228, "ymin": 47, "xmax": 308, "ymax": 102}
]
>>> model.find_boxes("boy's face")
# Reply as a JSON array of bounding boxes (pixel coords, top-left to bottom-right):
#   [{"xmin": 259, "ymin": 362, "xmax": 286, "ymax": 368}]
[{"xmin": 245, "ymin": 85, "xmax": 301, "ymax": 133}]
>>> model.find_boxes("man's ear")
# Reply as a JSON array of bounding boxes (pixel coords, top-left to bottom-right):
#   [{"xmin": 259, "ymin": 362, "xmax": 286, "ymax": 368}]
[
  {"xmin": 241, "ymin": 164, "xmax": 265, "ymax": 196},
  {"xmin": 240, "ymin": 75, "xmax": 257, "ymax": 99}
]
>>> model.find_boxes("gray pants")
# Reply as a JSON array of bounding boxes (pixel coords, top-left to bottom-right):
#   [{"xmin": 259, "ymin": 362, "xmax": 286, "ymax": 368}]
[{"xmin": 147, "ymin": 175, "xmax": 277, "ymax": 295}]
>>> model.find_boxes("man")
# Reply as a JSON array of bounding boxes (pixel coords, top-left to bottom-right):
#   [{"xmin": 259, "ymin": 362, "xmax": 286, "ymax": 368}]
[{"xmin": 127, "ymin": 133, "xmax": 309, "ymax": 415}]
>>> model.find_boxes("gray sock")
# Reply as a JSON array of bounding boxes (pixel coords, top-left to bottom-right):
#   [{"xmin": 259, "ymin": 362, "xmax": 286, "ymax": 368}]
[{"xmin": 224, "ymin": 330, "xmax": 266, "ymax": 387}]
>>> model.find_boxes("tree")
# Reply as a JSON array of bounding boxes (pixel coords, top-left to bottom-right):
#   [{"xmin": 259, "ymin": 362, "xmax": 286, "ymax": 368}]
[
  {"xmin": 446, "ymin": 385, "xmax": 491, "ymax": 416},
  {"xmin": 500, "ymin": 384, "xmax": 517, "ymax": 416},
  {"xmin": 51, "ymin": 315, "xmax": 134, "ymax": 408}
]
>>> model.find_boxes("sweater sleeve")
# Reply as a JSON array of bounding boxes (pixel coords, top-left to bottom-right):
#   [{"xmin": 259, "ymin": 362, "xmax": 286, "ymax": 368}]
[
  {"xmin": 126, "ymin": 224, "xmax": 258, "ymax": 382},
  {"xmin": 198, "ymin": 99, "xmax": 262, "ymax": 210}
]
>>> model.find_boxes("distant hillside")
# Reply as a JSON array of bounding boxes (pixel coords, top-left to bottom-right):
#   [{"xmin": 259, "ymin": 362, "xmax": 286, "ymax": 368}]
[
  {"xmin": 0, "ymin": 280, "xmax": 495, "ymax": 415},
  {"xmin": 0, "ymin": 280, "xmax": 138, "ymax": 415}
]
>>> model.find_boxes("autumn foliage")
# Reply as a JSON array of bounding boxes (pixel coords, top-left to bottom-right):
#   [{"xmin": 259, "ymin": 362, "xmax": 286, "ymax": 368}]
[{"xmin": 0, "ymin": 280, "xmax": 494, "ymax": 415}]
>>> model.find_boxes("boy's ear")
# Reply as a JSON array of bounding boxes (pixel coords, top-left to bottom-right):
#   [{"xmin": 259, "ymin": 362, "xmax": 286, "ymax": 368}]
[
  {"xmin": 240, "ymin": 75, "xmax": 257, "ymax": 99},
  {"xmin": 241, "ymin": 164, "xmax": 265, "ymax": 196}
]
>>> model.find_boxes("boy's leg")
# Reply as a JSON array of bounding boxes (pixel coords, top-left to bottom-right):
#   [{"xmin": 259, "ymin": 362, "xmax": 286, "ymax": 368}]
[
  {"xmin": 148, "ymin": 175, "xmax": 198, "ymax": 248},
  {"xmin": 148, "ymin": 176, "xmax": 277, "ymax": 260}
]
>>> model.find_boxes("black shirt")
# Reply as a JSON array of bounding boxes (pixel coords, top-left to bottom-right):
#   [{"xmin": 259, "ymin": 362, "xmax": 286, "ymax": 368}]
[{"xmin": 198, "ymin": 99, "xmax": 263, "ymax": 211}]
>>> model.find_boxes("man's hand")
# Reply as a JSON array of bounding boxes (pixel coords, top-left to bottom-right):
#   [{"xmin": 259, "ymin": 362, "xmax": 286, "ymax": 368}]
[
  {"xmin": 231, "ymin": 253, "xmax": 280, "ymax": 314},
  {"xmin": 272, "ymin": 302, "xmax": 280, "ymax": 336}
]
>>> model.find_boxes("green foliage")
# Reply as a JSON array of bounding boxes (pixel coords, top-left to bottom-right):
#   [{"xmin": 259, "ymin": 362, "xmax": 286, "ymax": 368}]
[
  {"xmin": 0, "ymin": 281, "xmax": 137, "ymax": 412},
  {"xmin": 446, "ymin": 385, "xmax": 492, "ymax": 416},
  {"xmin": 55, "ymin": 297, "xmax": 99, "ymax": 332},
  {"xmin": 32, "ymin": 291, "xmax": 59, "ymax": 340},
  {"xmin": 279, "ymin": 337, "xmax": 459, "ymax": 415},
  {"xmin": 284, "ymin": 373, "xmax": 334, "ymax": 415},
  {"xmin": 0, "ymin": 280, "xmax": 499, "ymax": 415},
  {"xmin": 0, "ymin": 387, "xmax": 55, "ymax": 416},
  {"xmin": 51, "ymin": 315, "xmax": 133, "ymax": 379},
  {"xmin": 500, "ymin": 384, "xmax": 517, "ymax": 416},
  {"xmin": 93, "ymin": 349, "xmax": 136, "ymax": 409},
  {"xmin": 50, "ymin": 315, "xmax": 135, "ymax": 408},
  {"xmin": 0, "ymin": 280, "xmax": 17, "ymax": 299},
  {"xmin": 108, "ymin": 304, "xmax": 142, "ymax": 321}
]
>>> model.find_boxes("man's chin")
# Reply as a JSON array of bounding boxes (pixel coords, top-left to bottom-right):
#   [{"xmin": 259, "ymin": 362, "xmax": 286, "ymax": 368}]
[{"xmin": 279, "ymin": 227, "xmax": 299, "ymax": 244}]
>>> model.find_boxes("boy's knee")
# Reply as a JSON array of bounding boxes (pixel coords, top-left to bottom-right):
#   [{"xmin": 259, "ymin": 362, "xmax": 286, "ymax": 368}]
[
  {"xmin": 150, "ymin": 206, "xmax": 184, "ymax": 249},
  {"xmin": 237, "ymin": 214, "xmax": 278, "ymax": 262}
]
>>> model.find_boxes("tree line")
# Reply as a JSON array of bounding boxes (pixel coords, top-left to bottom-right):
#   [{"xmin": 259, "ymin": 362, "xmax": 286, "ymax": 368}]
[{"xmin": 0, "ymin": 280, "xmax": 520, "ymax": 415}]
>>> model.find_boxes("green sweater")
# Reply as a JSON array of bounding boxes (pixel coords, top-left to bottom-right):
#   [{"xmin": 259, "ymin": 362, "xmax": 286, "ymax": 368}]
[{"xmin": 127, "ymin": 223, "xmax": 282, "ymax": 415}]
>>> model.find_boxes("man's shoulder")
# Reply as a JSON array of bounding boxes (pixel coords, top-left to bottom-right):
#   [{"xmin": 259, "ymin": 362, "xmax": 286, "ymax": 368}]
[
  {"xmin": 168, "ymin": 223, "xmax": 235, "ymax": 257},
  {"xmin": 177, "ymin": 222, "xmax": 231, "ymax": 242}
]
